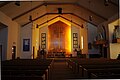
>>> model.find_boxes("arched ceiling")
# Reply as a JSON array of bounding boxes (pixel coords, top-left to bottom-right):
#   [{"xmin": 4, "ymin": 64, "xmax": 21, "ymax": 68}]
[{"xmin": 0, "ymin": 0, "xmax": 119, "ymax": 27}]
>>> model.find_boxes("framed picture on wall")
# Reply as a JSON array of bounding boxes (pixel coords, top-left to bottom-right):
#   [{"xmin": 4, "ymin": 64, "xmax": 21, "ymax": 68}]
[
  {"xmin": 23, "ymin": 39, "xmax": 30, "ymax": 51},
  {"xmin": 41, "ymin": 33, "xmax": 46, "ymax": 49},
  {"xmin": 73, "ymin": 33, "xmax": 78, "ymax": 48}
]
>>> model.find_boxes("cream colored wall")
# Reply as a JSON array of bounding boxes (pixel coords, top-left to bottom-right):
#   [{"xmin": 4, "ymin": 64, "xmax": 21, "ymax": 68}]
[
  {"xmin": 20, "ymin": 23, "xmax": 32, "ymax": 59},
  {"xmin": 70, "ymin": 22, "xmax": 88, "ymax": 55},
  {"xmin": 110, "ymin": 43, "xmax": 120, "ymax": 59},
  {"xmin": 80, "ymin": 25, "xmax": 88, "ymax": 54},
  {"xmin": 108, "ymin": 19, "xmax": 120, "ymax": 59},
  {"xmin": 39, "ymin": 25, "xmax": 48, "ymax": 53},
  {"xmin": 0, "ymin": 11, "xmax": 20, "ymax": 60},
  {"xmin": 32, "ymin": 24, "xmax": 39, "ymax": 58},
  {"xmin": 71, "ymin": 25, "xmax": 80, "ymax": 54}
]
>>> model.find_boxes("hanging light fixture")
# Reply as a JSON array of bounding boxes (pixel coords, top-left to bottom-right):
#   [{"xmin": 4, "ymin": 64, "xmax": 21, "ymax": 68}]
[
  {"xmin": 81, "ymin": 24, "xmax": 84, "ymax": 28},
  {"xmin": 88, "ymin": 0, "xmax": 93, "ymax": 21},
  {"xmin": 29, "ymin": 1, "xmax": 33, "ymax": 22},
  {"xmin": 89, "ymin": 15, "xmax": 92, "ymax": 21},
  {"xmin": 36, "ymin": 23, "xmax": 39, "ymax": 28},
  {"xmin": 45, "ymin": 4, "xmax": 49, "ymax": 25},
  {"xmin": 29, "ymin": 15, "xmax": 32, "ymax": 21},
  {"xmin": 104, "ymin": 0, "xmax": 109, "ymax": 6},
  {"xmin": 58, "ymin": 8, "xmax": 62, "ymax": 14},
  {"xmin": 36, "ymin": 13, "xmax": 39, "ymax": 28},
  {"xmin": 15, "ymin": 1, "xmax": 20, "ymax": 6}
]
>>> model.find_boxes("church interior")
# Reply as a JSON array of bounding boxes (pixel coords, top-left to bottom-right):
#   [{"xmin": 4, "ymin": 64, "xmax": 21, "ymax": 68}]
[{"xmin": 0, "ymin": 0, "xmax": 120, "ymax": 79}]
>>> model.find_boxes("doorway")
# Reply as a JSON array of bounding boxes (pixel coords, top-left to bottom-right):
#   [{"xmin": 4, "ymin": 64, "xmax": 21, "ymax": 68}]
[
  {"xmin": 48, "ymin": 21, "xmax": 71, "ymax": 57},
  {"xmin": 0, "ymin": 44, "xmax": 2, "ymax": 60},
  {"xmin": 0, "ymin": 22, "xmax": 8, "ymax": 60}
]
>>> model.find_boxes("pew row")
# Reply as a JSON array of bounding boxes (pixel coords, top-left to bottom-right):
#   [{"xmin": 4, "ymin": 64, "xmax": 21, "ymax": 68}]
[
  {"xmin": 2, "ymin": 59, "xmax": 53, "ymax": 80},
  {"xmin": 66, "ymin": 58, "xmax": 120, "ymax": 79}
]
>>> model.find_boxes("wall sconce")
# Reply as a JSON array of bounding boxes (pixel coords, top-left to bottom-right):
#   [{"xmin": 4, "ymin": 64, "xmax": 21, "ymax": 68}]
[{"xmin": 81, "ymin": 36, "xmax": 84, "ymax": 49}]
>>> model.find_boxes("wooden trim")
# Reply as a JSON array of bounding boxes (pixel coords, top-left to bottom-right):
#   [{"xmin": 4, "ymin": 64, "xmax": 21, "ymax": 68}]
[
  {"xmin": 22, "ymin": 15, "xmax": 85, "ymax": 28},
  {"xmin": 38, "ymin": 15, "xmax": 83, "ymax": 28},
  {"xmin": 0, "ymin": 2, "xmax": 11, "ymax": 8},
  {"xmin": 22, "ymin": 13, "xmax": 97, "ymax": 27},
  {"xmin": 109, "ymin": 0, "xmax": 118, "ymax": 7},
  {"xmin": 38, "ymin": 16, "xmax": 59, "ymax": 27},
  {"xmin": 22, "ymin": 13, "xmax": 47, "ymax": 27},
  {"xmin": 75, "ymin": 3, "xmax": 108, "ymax": 21},
  {"xmin": 12, "ymin": 3, "xmax": 73, "ymax": 20},
  {"xmin": 12, "ymin": 3, "xmax": 45, "ymax": 20},
  {"xmin": 60, "ymin": 16, "xmax": 84, "ymax": 27},
  {"xmin": 12, "ymin": 2, "xmax": 107, "ymax": 21},
  {"xmin": 71, "ymin": 13, "xmax": 97, "ymax": 26}
]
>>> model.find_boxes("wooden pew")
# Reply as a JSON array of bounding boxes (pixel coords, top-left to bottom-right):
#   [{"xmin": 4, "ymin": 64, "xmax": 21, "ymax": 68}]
[
  {"xmin": 67, "ymin": 58, "xmax": 109, "ymax": 73},
  {"xmin": 2, "ymin": 59, "xmax": 53, "ymax": 80},
  {"xmin": 91, "ymin": 73, "xmax": 120, "ymax": 79},
  {"xmin": 67, "ymin": 58, "xmax": 120, "ymax": 78},
  {"xmin": 83, "ymin": 68, "xmax": 120, "ymax": 78},
  {"xmin": 2, "ymin": 75, "xmax": 45, "ymax": 80},
  {"xmin": 78, "ymin": 64, "xmax": 120, "ymax": 78},
  {"xmin": 2, "ymin": 68, "xmax": 47, "ymax": 80}
]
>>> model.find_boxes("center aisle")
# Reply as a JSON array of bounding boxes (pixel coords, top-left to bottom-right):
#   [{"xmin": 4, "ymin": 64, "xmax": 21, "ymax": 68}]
[{"xmin": 51, "ymin": 58, "xmax": 78, "ymax": 80}]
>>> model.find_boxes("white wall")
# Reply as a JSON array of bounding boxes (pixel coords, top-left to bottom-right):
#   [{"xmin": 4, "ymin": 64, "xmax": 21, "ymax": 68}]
[
  {"xmin": 110, "ymin": 43, "xmax": 120, "ymax": 59},
  {"xmin": 20, "ymin": 23, "xmax": 32, "ymax": 59},
  {"xmin": 108, "ymin": 19, "xmax": 120, "ymax": 59},
  {"xmin": 0, "ymin": 11, "xmax": 20, "ymax": 60},
  {"xmin": 39, "ymin": 25, "xmax": 48, "ymax": 51},
  {"xmin": 0, "ymin": 27, "xmax": 8, "ymax": 60},
  {"xmin": 80, "ymin": 24, "xmax": 88, "ymax": 54},
  {"xmin": 87, "ymin": 23, "xmax": 99, "ymax": 54},
  {"xmin": 71, "ymin": 25, "xmax": 80, "ymax": 54},
  {"xmin": 71, "ymin": 23, "xmax": 88, "ymax": 55}
]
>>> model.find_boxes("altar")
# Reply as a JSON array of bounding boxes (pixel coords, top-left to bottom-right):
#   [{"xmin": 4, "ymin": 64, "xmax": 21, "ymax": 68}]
[{"xmin": 48, "ymin": 49, "xmax": 66, "ymax": 58}]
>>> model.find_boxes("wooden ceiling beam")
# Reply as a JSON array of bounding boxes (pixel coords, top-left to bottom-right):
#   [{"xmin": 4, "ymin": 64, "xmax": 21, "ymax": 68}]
[
  {"xmin": 12, "ymin": 2, "xmax": 107, "ymax": 21},
  {"xmin": 0, "ymin": 2, "xmax": 11, "ymax": 8},
  {"xmin": 22, "ymin": 13, "xmax": 97, "ymax": 27},
  {"xmin": 12, "ymin": 3, "xmax": 45, "ymax": 20},
  {"xmin": 23, "ymin": 15, "xmax": 83, "ymax": 28},
  {"xmin": 71, "ymin": 13, "xmax": 97, "ymax": 26},
  {"xmin": 12, "ymin": 3, "xmax": 75, "ymax": 20},
  {"xmin": 109, "ymin": 0, "xmax": 118, "ymax": 7},
  {"xmin": 75, "ymin": 3, "xmax": 108, "ymax": 21}
]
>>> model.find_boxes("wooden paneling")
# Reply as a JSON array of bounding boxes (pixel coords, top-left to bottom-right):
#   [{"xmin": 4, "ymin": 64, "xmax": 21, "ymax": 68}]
[{"xmin": 48, "ymin": 21, "xmax": 69, "ymax": 53}]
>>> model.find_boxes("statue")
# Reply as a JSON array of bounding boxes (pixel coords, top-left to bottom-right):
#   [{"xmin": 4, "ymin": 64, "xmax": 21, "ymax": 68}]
[{"xmin": 113, "ymin": 26, "xmax": 120, "ymax": 39}]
